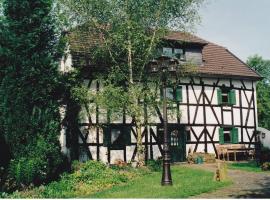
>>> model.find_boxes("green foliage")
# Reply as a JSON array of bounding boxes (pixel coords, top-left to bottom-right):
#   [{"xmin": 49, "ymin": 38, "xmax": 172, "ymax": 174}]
[
  {"xmin": 60, "ymin": 0, "xmax": 204, "ymax": 164},
  {"xmin": 247, "ymin": 55, "xmax": 270, "ymax": 129},
  {"xmin": 259, "ymin": 147, "xmax": 270, "ymax": 163},
  {"xmin": 0, "ymin": 0, "xmax": 65, "ymax": 189},
  {"xmin": 8, "ymin": 160, "xmax": 145, "ymax": 198},
  {"xmin": 228, "ymin": 161, "xmax": 262, "ymax": 173},
  {"xmin": 146, "ymin": 159, "xmax": 162, "ymax": 171},
  {"xmin": 261, "ymin": 162, "xmax": 270, "ymax": 171},
  {"xmin": 0, "ymin": 192, "xmax": 8, "ymax": 198},
  {"xmin": 6, "ymin": 136, "xmax": 63, "ymax": 189},
  {"xmin": 228, "ymin": 160, "xmax": 270, "ymax": 173},
  {"xmin": 8, "ymin": 163, "xmax": 232, "ymax": 198}
]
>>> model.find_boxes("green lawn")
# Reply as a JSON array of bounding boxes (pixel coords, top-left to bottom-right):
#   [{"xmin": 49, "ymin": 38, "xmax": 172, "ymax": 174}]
[
  {"xmin": 90, "ymin": 165, "xmax": 231, "ymax": 198},
  {"xmin": 228, "ymin": 161, "xmax": 264, "ymax": 172},
  {"xmin": 8, "ymin": 162, "xmax": 231, "ymax": 198}
]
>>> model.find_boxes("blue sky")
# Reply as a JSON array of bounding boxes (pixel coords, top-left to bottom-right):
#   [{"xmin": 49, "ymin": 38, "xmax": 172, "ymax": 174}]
[{"xmin": 196, "ymin": 0, "xmax": 270, "ymax": 62}]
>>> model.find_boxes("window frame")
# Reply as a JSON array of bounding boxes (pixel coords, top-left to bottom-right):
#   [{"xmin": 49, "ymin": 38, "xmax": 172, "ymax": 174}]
[
  {"xmin": 219, "ymin": 127, "xmax": 239, "ymax": 144},
  {"xmin": 223, "ymin": 128, "xmax": 232, "ymax": 144},
  {"xmin": 217, "ymin": 88, "xmax": 236, "ymax": 106},
  {"xmin": 162, "ymin": 47, "xmax": 186, "ymax": 61},
  {"xmin": 103, "ymin": 125, "xmax": 131, "ymax": 149},
  {"xmin": 160, "ymin": 85, "xmax": 182, "ymax": 102}
]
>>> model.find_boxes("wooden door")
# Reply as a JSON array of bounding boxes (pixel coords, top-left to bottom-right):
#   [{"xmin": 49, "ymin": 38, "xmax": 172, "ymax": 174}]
[{"xmin": 169, "ymin": 125, "xmax": 186, "ymax": 162}]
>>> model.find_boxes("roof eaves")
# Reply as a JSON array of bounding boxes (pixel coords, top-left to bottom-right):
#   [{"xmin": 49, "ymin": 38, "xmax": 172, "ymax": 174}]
[
  {"xmin": 225, "ymin": 48, "xmax": 262, "ymax": 79},
  {"xmin": 197, "ymin": 72, "xmax": 263, "ymax": 81}
]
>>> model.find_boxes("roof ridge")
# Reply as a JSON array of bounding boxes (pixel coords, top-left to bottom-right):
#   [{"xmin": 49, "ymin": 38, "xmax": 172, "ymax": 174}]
[{"xmin": 165, "ymin": 30, "xmax": 209, "ymax": 44}]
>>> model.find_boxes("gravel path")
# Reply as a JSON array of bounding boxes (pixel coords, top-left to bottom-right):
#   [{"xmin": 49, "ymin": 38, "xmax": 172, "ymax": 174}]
[{"xmin": 185, "ymin": 163, "xmax": 270, "ymax": 198}]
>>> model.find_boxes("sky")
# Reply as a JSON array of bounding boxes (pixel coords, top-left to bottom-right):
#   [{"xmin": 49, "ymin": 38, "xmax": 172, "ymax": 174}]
[{"xmin": 196, "ymin": 0, "xmax": 270, "ymax": 62}]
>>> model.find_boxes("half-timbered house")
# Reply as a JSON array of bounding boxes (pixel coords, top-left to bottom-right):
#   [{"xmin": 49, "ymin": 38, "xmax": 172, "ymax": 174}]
[{"xmin": 60, "ymin": 31, "xmax": 261, "ymax": 164}]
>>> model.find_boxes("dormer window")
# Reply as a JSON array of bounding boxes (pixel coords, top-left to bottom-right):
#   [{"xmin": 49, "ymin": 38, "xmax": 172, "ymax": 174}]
[
  {"xmin": 162, "ymin": 47, "xmax": 185, "ymax": 61},
  {"xmin": 174, "ymin": 48, "xmax": 185, "ymax": 60}
]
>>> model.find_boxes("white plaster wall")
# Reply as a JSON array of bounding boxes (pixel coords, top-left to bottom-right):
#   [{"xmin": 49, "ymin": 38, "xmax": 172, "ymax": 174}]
[
  {"xmin": 179, "ymin": 105, "xmax": 188, "ymax": 124},
  {"xmin": 205, "ymin": 106, "xmax": 218, "ymax": 124},
  {"xmin": 73, "ymin": 76, "xmax": 259, "ymax": 163},
  {"xmin": 233, "ymin": 108, "xmax": 241, "ymax": 126},
  {"xmin": 218, "ymin": 79, "xmax": 230, "ymax": 87},
  {"xmin": 213, "ymin": 107, "xmax": 222, "ymax": 123},
  {"xmin": 196, "ymin": 144, "xmax": 205, "ymax": 153},
  {"xmin": 110, "ymin": 150, "xmax": 125, "ymax": 163},
  {"xmin": 212, "ymin": 127, "xmax": 219, "ymax": 141},
  {"xmin": 248, "ymin": 110, "xmax": 255, "ymax": 126},
  {"xmin": 152, "ymin": 145, "xmax": 162, "ymax": 159},
  {"xmin": 59, "ymin": 46, "xmax": 74, "ymax": 73},
  {"xmin": 99, "ymin": 146, "xmax": 108, "ymax": 163},
  {"xmin": 223, "ymin": 110, "xmax": 232, "ymax": 125},
  {"xmin": 207, "ymin": 144, "xmax": 215, "ymax": 154},
  {"xmin": 204, "ymin": 86, "xmax": 214, "ymax": 102},
  {"xmin": 81, "ymin": 77, "xmax": 257, "ymax": 129},
  {"xmin": 243, "ymin": 80, "xmax": 253, "ymax": 90},
  {"xmin": 126, "ymin": 146, "xmax": 136, "ymax": 161},
  {"xmin": 180, "ymin": 85, "xmax": 186, "ymax": 104},
  {"xmin": 89, "ymin": 146, "xmax": 97, "ymax": 160}
]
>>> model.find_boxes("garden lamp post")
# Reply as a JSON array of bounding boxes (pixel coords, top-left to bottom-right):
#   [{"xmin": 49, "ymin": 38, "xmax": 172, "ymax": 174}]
[{"xmin": 148, "ymin": 55, "xmax": 178, "ymax": 186}]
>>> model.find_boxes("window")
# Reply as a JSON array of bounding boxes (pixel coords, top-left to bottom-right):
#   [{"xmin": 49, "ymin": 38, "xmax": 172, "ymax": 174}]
[
  {"xmin": 103, "ymin": 125, "xmax": 131, "ymax": 149},
  {"xmin": 160, "ymin": 86, "xmax": 182, "ymax": 102},
  {"xmin": 170, "ymin": 130, "xmax": 179, "ymax": 146},
  {"xmin": 111, "ymin": 129, "xmax": 121, "ymax": 145},
  {"xmin": 157, "ymin": 126, "xmax": 164, "ymax": 144},
  {"xmin": 219, "ymin": 127, "xmax": 238, "ymax": 144},
  {"xmin": 166, "ymin": 87, "xmax": 174, "ymax": 100},
  {"xmin": 222, "ymin": 91, "xmax": 229, "ymax": 104},
  {"xmin": 223, "ymin": 129, "xmax": 231, "ymax": 143},
  {"xmin": 163, "ymin": 47, "xmax": 173, "ymax": 57},
  {"xmin": 162, "ymin": 47, "xmax": 185, "ymax": 60},
  {"xmin": 217, "ymin": 88, "xmax": 236, "ymax": 105},
  {"xmin": 174, "ymin": 48, "xmax": 185, "ymax": 60}
]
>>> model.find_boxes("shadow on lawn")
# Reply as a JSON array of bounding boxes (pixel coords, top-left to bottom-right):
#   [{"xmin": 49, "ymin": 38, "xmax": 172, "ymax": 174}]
[{"xmin": 228, "ymin": 176, "xmax": 270, "ymax": 198}]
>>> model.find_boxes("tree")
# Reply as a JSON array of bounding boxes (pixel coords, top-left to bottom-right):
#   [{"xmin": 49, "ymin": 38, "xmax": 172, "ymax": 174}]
[
  {"xmin": 247, "ymin": 55, "xmax": 270, "ymax": 130},
  {"xmin": 60, "ymin": 0, "xmax": 203, "ymax": 165},
  {"xmin": 0, "ymin": 0, "xmax": 64, "ymax": 188}
]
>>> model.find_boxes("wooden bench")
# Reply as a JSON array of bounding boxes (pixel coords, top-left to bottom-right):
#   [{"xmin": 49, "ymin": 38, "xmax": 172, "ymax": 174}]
[{"xmin": 216, "ymin": 144, "xmax": 254, "ymax": 161}]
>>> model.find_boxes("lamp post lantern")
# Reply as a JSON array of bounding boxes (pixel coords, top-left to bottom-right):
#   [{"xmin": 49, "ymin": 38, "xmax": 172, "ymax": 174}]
[{"xmin": 148, "ymin": 55, "xmax": 179, "ymax": 186}]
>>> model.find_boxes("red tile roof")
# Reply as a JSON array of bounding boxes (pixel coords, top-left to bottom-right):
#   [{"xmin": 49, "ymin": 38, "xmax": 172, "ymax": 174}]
[
  {"xmin": 200, "ymin": 43, "xmax": 261, "ymax": 79},
  {"xmin": 164, "ymin": 32, "xmax": 261, "ymax": 79},
  {"xmin": 68, "ymin": 30, "xmax": 261, "ymax": 80},
  {"xmin": 164, "ymin": 31, "xmax": 208, "ymax": 44}
]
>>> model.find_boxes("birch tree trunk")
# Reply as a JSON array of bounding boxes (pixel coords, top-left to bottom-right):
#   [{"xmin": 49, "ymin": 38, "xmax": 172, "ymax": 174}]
[
  {"xmin": 127, "ymin": 36, "xmax": 145, "ymax": 166},
  {"xmin": 136, "ymin": 122, "xmax": 145, "ymax": 166}
]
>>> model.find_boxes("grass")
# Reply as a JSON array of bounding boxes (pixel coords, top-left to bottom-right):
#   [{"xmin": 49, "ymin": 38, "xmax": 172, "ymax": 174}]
[
  {"xmin": 90, "ymin": 165, "xmax": 232, "ymax": 198},
  {"xmin": 7, "ymin": 161, "xmax": 232, "ymax": 198},
  {"xmin": 228, "ymin": 161, "xmax": 264, "ymax": 172},
  {"xmin": 8, "ymin": 161, "xmax": 148, "ymax": 198}
]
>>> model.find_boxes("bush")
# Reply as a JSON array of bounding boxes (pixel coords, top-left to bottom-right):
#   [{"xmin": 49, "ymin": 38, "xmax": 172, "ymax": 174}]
[
  {"xmin": 0, "ymin": 192, "xmax": 8, "ymax": 198},
  {"xmin": 146, "ymin": 159, "xmax": 162, "ymax": 171},
  {"xmin": 7, "ymin": 160, "xmax": 148, "ymax": 198},
  {"xmin": 259, "ymin": 147, "xmax": 270, "ymax": 163},
  {"xmin": 6, "ymin": 135, "xmax": 63, "ymax": 190},
  {"xmin": 8, "ymin": 157, "xmax": 46, "ymax": 187},
  {"xmin": 261, "ymin": 162, "xmax": 270, "ymax": 171}
]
